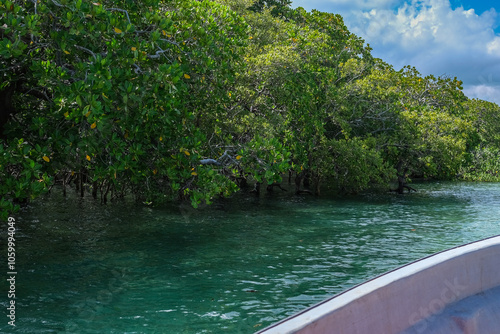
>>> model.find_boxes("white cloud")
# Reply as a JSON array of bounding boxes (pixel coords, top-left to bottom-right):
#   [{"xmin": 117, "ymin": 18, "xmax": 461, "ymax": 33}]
[
  {"xmin": 487, "ymin": 37, "xmax": 500, "ymax": 54},
  {"xmin": 292, "ymin": 0, "xmax": 500, "ymax": 104},
  {"xmin": 464, "ymin": 84, "xmax": 500, "ymax": 104}
]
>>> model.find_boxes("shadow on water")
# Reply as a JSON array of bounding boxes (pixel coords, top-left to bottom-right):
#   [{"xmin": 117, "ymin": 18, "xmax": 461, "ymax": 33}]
[{"xmin": 1, "ymin": 182, "xmax": 500, "ymax": 333}]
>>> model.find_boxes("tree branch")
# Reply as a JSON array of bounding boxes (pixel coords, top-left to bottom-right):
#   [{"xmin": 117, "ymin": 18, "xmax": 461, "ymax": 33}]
[
  {"xmin": 74, "ymin": 45, "xmax": 97, "ymax": 61},
  {"xmin": 106, "ymin": 8, "xmax": 131, "ymax": 24}
]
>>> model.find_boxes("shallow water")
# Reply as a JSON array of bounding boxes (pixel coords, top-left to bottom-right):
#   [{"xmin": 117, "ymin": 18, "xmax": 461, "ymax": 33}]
[{"xmin": 1, "ymin": 182, "xmax": 500, "ymax": 333}]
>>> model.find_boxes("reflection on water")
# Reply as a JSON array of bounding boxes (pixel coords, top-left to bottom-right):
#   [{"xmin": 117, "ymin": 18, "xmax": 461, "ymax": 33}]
[{"xmin": 1, "ymin": 182, "xmax": 500, "ymax": 333}]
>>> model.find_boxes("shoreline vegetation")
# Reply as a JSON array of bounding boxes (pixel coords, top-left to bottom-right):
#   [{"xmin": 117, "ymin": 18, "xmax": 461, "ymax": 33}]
[{"xmin": 1, "ymin": 0, "xmax": 500, "ymax": 220}]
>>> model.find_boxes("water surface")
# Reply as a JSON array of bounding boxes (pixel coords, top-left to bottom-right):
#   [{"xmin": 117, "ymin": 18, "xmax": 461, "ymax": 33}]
[{"xmin": 1, "ymin": 182, "xmax": 500, "ymax": 333}]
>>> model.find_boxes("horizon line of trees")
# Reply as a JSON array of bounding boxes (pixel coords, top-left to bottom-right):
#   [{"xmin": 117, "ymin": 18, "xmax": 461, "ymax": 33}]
[{"xmin": 2, "ymin": 0, "xmax": 500, "ymax": 220}]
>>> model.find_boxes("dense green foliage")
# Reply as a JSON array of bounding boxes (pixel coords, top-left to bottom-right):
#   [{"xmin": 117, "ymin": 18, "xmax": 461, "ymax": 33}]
[{"xmin": 2, "ymin": 0, "xmax": 500, "ymax": 219}]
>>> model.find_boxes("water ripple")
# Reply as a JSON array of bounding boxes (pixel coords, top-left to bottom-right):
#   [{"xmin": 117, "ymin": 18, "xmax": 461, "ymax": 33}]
[{"xmin": 1, "ymin": 182, "xmax": 500, "ymax": 333}]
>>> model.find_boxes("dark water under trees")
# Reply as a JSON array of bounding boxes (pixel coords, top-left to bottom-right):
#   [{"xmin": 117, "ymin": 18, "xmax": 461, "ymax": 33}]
[{"xmin": 2, "ymin": 182, "xmax": 500, "ymax": 333}]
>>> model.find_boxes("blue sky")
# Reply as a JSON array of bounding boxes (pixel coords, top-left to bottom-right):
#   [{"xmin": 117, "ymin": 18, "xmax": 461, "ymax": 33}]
[{"xmin": 291, "ymin": 0, "xmax": 500, "ymax": 104}]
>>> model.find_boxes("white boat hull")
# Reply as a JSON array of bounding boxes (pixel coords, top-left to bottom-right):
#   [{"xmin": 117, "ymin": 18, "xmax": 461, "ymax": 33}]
[{"xmin": 257, "ymin": 235, "xmax": 500, "ymax": 334}]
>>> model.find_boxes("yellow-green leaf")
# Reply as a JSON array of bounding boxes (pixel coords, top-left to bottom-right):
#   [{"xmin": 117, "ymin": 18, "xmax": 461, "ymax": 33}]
[
  {"xmin": 43, "ymin": 156, "xmax": 50, "ymax": 162},
  {"xmin": 114, "ymin": 27, "xmax": 122, "ymax": 34}
]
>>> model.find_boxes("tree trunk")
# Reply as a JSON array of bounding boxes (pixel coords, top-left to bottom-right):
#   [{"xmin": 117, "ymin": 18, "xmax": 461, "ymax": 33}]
[
  {"xmin": 314, "ymin": 177, "xmax": 321, "ymax": 196},
  {"xmin": 0, "ymin": 84, "xmax": 16, "ymax": 138},
  {"xmin": 80, "ymin": 169, "xmax": 85, "ymax": 197},
  {"xmin": 250, "ymin": 182, "xmax": 261, "ymax": 195},
  {"xmin": 295, "ymin": 172, "xmax": 312, "ymax": 195},
  {"xmin": 92, "ymin": 181, "xmax": 98, "ymax": 199},
  {"xmin": 295, "ymin": 173, "xmax": 303, "ymax": 194},
  {"xmin": 393, "ymin": 161, "xmax": 417, "ymax": 194}
]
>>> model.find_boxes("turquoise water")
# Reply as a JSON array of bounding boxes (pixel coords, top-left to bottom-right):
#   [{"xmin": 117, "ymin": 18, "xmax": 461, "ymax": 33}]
[{"xmin": 1, "ymin": 182, "xmax": 500, "ymax": 333}]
